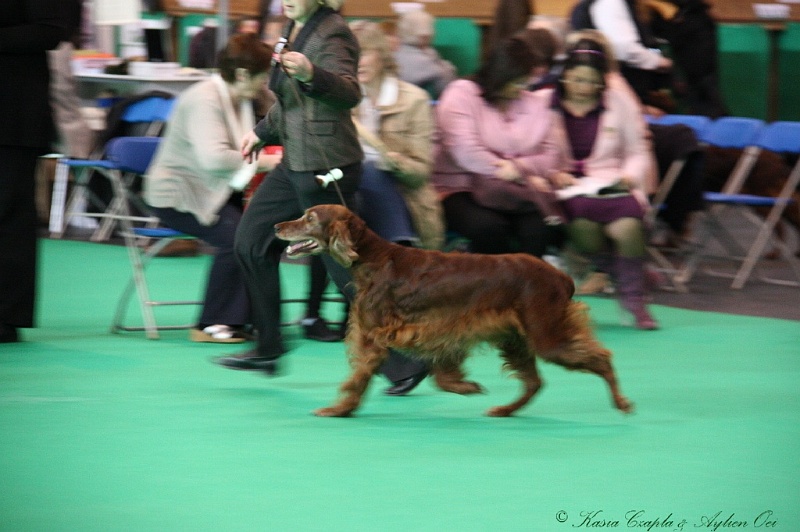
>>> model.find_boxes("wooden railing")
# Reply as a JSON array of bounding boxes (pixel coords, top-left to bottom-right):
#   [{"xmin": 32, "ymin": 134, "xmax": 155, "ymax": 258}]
[{"xmin": 158, "ymin": 0, "xmax": 800, "ymax": 25}]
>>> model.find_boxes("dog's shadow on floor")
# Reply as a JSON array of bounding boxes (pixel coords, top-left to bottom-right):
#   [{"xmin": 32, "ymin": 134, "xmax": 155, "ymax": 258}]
[{"xmin": 342, "ymin": 407, "xmax": 635, "ymax": 436}]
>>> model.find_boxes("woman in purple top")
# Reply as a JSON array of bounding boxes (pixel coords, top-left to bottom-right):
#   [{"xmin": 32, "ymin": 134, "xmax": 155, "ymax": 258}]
[{"xmin": 544, "ymin": 37, "xmax": 658, "ymax": 330}]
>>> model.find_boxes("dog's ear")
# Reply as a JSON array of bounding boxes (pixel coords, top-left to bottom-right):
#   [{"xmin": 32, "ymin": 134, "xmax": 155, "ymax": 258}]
[{"xmin": 328, "ymin": 219, "xmax": 358, "ymax": 267}]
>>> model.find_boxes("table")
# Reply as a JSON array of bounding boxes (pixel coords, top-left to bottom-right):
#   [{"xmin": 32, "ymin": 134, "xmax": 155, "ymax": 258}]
[{"xmin": 75, "ymin": 71, "xmax": 209, "ymax": 102}]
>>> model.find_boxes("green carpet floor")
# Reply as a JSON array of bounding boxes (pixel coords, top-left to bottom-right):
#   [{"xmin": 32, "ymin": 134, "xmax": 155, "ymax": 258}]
[{"xmin": 1, "ymin": 239, "xmax": 798, "ymax": 531}]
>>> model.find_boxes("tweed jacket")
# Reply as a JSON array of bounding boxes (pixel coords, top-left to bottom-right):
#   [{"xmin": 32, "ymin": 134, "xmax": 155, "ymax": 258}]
[
  {"xmin": 543, "ymin": 85, "xmax": 655, "ymax": 205},
  {"xmin": 144, "ymin": 78, "xmax": 250, "ymax": 225},
  {"xmin": 354, "ymin": 77, "xmax": 444, "ymax": 249},
  {"xmin": 253, "ymin": 7, "xmax": 363, "ymax": 172}
]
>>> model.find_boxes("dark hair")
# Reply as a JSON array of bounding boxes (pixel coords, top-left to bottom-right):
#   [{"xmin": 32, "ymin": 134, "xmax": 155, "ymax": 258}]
[
  {"xmin": 473, "ymin": 36, "xmax": 538, "ymax": 105},
  {"xmin": 514, "ymin": 28, "xmax": 557, "ymax": 70},
  {"xmin": 556, "ymin": 37, "xmax": 609, "ymax": 98},
  {"xmin": 216, "ymin": 33, "xmax": 273, "ymax": 82},
  {"xmin": 491, "ymin": 0, "xmax": 534, "ymax": 45}
]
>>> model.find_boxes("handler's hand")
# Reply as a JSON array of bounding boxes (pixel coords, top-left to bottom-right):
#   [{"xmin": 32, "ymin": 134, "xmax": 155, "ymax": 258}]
[
  {"xmin": 241, "ymin": 130, "xmax": 265, "ymax": 163},
  {"xmin": 281, "ymin": 51, "xmax": 314, "ymax": 83}
]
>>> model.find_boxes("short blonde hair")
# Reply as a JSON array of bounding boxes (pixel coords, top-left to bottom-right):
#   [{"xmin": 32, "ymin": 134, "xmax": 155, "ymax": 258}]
[{"xmin": 349, "ymin": 20, "xmax": 398, "ymax": 76}]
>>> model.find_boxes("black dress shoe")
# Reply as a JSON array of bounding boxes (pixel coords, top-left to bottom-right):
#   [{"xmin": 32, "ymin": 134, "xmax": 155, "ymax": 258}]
[
  {"xmin": 302, "ymin": 317, "xmax": 341, "ymax": 342},
  {"xmin": 215, "ymin": 349, "xmax": 280, "ymax": 376},
  {"xmin": 384, "ymin": 371, "xmax": 428, "ymax": 396},
  {"xmin": 0, "ymin": 324, "xmax": 19, "ymax": 343}
]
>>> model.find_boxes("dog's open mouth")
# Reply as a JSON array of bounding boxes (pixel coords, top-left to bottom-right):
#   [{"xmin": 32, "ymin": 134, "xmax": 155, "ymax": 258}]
[{"xmin": 285, "ymin": 239, "xmax": 320, "ymax": 257}]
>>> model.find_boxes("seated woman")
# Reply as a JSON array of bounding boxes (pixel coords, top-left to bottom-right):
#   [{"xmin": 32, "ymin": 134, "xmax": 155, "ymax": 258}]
[
  {"xmin": 144, "ymin": 34, "xmax": 281, "ymax": 342},
  {"xmin": 431, "ymin": 35, "xmax": 560, "ymax": 258},
  {"xmin": 350, "ymin": 20, "xmax": 445, "ymax": 250},
  {"xmin": 565, "ymin": 29, "xmax": 705, "ymax": 248},
  {"xmin": 541, "ymin": 37, "xmax": 659, "ymax": 330},
  {"xmin": 393, "ymin": 9, "xmax": 458, "ymax": 100}
]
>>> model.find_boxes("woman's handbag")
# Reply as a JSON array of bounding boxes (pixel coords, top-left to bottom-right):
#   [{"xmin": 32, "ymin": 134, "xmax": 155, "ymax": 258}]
[{"xmin": 471, "ymin": 174, "xmax": 566, "ymax": 223}]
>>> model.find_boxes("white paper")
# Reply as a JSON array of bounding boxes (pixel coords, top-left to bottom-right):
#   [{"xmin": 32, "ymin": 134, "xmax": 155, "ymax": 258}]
[
  {"xmin": 92, "ymin": 0, "xmax": 142, "ymax": 25},
  {"xmin": 554, "ymin": 177, "xmax": 623, "ymax": 200}
]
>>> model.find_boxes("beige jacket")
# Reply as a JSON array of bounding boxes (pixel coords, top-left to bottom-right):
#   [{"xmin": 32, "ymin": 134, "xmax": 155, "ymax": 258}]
[
  {"xmin": 354, "ymin": 78, "xmax": 445, "ymax": 249},
  {"xmin": 144, "ymin": 78, "xmax": 247, "ymax": 225}
]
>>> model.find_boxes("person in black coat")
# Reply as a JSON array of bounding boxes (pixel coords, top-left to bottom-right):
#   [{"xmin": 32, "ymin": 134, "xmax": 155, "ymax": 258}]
[{"xmin": 0, "ymin": 0, "xmax": 66, "ymax": 342}]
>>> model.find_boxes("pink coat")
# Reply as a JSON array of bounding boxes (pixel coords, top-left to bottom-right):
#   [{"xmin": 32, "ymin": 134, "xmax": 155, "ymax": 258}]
[
  {"xmin": 542, "ymin": 85, "xmax": 657, "ymax": 204},
  {"xmin": 431, "ymin": 79, "xmax": 557, "ymax": 197}
]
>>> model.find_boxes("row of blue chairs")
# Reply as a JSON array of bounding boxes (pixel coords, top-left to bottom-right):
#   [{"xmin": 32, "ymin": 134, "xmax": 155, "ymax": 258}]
[{"xmin": 647, "ymin": 115, "xmax": 800, "ymax": 290}]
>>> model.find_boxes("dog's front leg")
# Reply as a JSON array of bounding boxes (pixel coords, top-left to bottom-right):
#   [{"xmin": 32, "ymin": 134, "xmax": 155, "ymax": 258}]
[
  {"xmin": 314, "ymin": 337, "xmax": 388, "ymax": 417},
  {"xmin": 432, "ymin": 358, "xmax": 484, "ymax": 395}
]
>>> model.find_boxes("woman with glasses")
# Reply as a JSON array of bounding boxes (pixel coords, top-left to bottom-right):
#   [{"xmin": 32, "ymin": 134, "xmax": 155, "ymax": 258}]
[{"xmin": 543, "ymin": 37, "xmax": 658, "ymax": 330}]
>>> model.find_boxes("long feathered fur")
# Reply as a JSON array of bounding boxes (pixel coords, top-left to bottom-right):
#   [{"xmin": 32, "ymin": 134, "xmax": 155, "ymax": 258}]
[{"xmin": 275, "ymin": 205, "xmax": 633, "ymax": 417}]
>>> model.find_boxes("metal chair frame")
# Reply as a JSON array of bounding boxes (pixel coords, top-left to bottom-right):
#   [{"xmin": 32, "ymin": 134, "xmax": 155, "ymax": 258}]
[{"xmin": 675, "ymin": 119, "xmax": 800, "ymax": 288}]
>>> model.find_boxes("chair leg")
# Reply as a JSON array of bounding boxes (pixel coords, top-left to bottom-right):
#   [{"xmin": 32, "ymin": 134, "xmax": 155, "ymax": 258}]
[
  {"xmin": 113, "ymin": 220, "xmax": 161, "ymax": 340},
  {"xmin": 48, "ymin": 159, "xmax": 71, "ymax": 237},
  {"xmin": 732, "ymin": 175, "xmax": 800, "ymax": 289},
  {"xmin": 112, "ymin": 233, "xmax": 204, "ymax": 339}
]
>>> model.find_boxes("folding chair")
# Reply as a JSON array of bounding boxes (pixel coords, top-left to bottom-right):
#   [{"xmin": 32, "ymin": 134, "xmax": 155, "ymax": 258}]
[
  {"xmin": 644, "ymin": 115, "xmax": 713, "ymax": 291},
  {"xmin": 674, "ymin": 118, "xmax": 800, "ymax": 288},
  {"xmin": 70, "ymin": 136, "xmax": 201, "ymax": 339},
  {"xmin": 651, "ymin": 114, "xmax": 713, "ymax": 137},
  {"xmin": 112, "ymin": 226, "xmax": 202, "ymax": 340},
  {"xmin": 49, "ymin": 95, "xmax": 175, "ymax": 240}
]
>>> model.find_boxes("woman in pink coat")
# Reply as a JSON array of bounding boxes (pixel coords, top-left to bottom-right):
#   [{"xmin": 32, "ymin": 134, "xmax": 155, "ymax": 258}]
[{"xmin": 431, "ymin": 35, "xmax": 560, "ymax": 257}]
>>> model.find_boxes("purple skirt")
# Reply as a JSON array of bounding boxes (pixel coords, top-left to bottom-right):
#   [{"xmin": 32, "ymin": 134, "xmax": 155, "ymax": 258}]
[{"xmin": 561, "ymin": 194, "xmax": 644, "ymax": 223}]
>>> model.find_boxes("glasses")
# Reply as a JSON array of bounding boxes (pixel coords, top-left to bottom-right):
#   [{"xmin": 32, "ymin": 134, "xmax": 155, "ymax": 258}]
[{"xmin": 562, "ymin": 77, "xmax": 604, "ymax": 88}]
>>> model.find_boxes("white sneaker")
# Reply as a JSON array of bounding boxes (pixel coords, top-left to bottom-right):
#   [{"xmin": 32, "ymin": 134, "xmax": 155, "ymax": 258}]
[{"xmin": 189, "ymin": 325, "xmax": 247, "ymax": 343}]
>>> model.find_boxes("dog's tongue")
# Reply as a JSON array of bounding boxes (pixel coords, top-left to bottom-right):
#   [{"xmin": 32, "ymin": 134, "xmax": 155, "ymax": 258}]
[{"xmin": 286, "ymin": 240, "xmax": 318, "ymax": 256}]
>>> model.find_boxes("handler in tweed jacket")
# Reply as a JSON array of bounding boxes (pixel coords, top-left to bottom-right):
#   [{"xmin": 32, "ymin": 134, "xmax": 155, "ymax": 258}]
[{"xmin": 221, "ymin": 0, "xmax": 429, "ymax": 389}]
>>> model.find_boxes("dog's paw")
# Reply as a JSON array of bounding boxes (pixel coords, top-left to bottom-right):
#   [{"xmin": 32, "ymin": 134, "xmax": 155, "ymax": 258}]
[
  {"xmin": 615, "ymin": 397, "xmax": 635, "ymax": 414},
  {"xmin": 458, "ymin": 381, "xmax": 485, "ymax": 395},
  {"xmin": 313, "ymin": 406, "xmax": 354, "ymax": 417},
  {"xmin": 438, "ymin": 380, "xmax": 485, "ymax": 395},
  {"xmin": 485, "ymin": 405, "xmax": 515, "ymax": 417}
]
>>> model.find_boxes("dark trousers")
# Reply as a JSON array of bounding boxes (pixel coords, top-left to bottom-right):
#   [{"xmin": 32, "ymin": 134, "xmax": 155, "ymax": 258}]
[
  {"xmin": 0, "ymin": 147, "xmax": 43, "ymax": 327},
  {"xmin": 235, "ymin": 161, "xmax": 427, "ymax": 382},
  {"xmin": 443, "ymin": 192, "xmax": 553, "ymax": 257},
  {"xmin": 148, "ymin": 203, "xmax": 249, "ymax": 327}
]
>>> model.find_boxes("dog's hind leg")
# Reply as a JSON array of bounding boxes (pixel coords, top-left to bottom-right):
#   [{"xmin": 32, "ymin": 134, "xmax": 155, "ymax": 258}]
[
  {"xmin": 538, "ymin": 303, "xmax": 634, "ymax": 414},
  {"xmin": 314, "ymin": 335, "xmax": 387, "ymax": 417},
  {"xmin": 431, "ymin": 355, "xmax": 484, "ymax": 395},
  {"xmin": 486, "ymin": 336, "xmax": 543, "ymax": 417}
]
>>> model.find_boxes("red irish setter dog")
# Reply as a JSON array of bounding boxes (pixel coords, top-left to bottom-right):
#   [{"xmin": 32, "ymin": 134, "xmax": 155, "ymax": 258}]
[{"xmin": 275, "ymin": 205, "xmax": 633, "ymax": 417}]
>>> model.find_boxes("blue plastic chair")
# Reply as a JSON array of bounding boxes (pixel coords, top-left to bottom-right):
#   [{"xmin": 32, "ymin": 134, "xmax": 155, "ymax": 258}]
[
  {"xmin": 49, "ymin": 95, "xmax": 176, "ymax": 240},
  {"xmin": 676, "ymin": 120, "xmax": 800, "ymax": 288},
  {"xmin": 652, "ymin": 114, "xmax": 713, "ymax": 140},
  {"xmin": 74, "ymin": 137, "xmax": 204, "ymax": 339}
]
